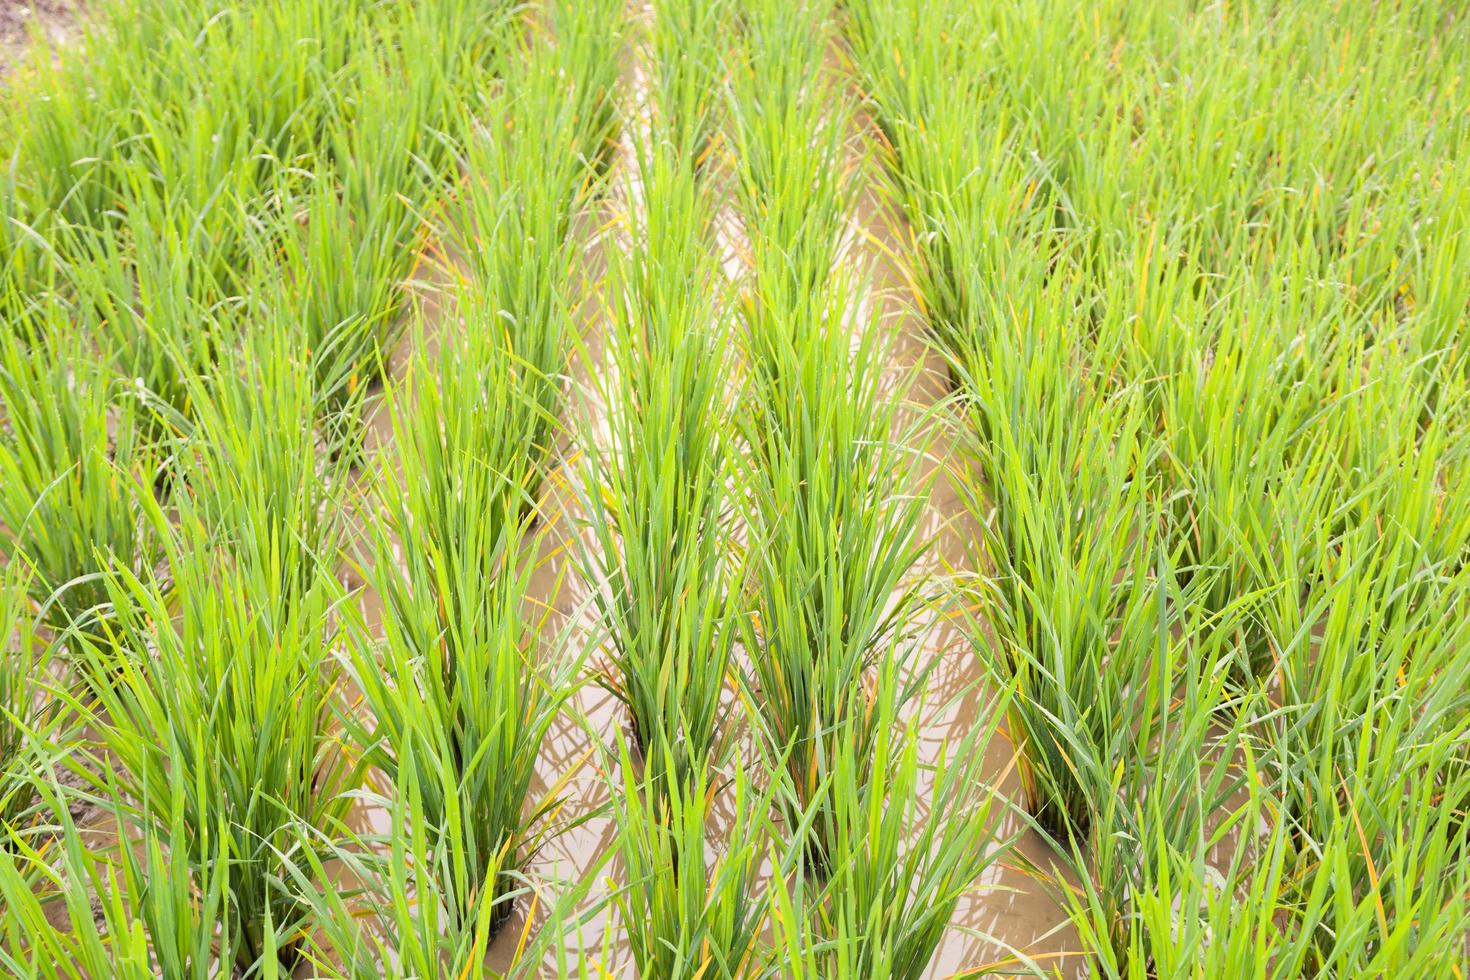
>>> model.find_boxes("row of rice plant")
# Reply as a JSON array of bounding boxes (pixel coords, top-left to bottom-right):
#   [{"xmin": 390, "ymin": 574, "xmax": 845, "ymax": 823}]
[
  {"xmin": 845, "ymin": 0, "xmax": 1470, "ymax": 973},
  {"xmin": 0, "ymin": 0, "xmax": 625, "ymax": 976},
  {"xmin": 582, "ymin": 4, "xmax": 774, "ymax": 976},
  {"xmin": 729, "ymin": 0, "xmax": 933, "ymax": 865},
  {"xmin": 724, "ymin": 1, "xmax": 1014, "ymax": 976},
  {"xmin": 3, "ymin": 0, "xmax": 1466, "ymax": 975},
  {"xmin": 321, "ymin": 1, "xmax": 628, "ymax": 967},
  {"xmin": 576, "ymin": 0, "xmax": 738, "ymax": 794}
]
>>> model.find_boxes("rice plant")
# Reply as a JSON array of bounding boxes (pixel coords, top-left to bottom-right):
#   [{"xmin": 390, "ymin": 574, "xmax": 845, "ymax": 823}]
[
  {"xmin": 170, "ymin": 325, "xmax": 351, "ymax": 609},
  {"xmin": 69, "ymin": 200, "xmax": 234, "ymax": 419},
  {"xmin": 1043, "ymin": 554, "xmax": 1255, "ymax": 971},
  {"xmin": 647, "ymin": 0, "xmax": 736, "ymax": 162},
  {"xmin": 737, "ymin": 289, "xmax": 936, "ymax": 860},
  {"xmin": 947, "ymin": 285, "xmax": 1167, "ymax": 842},
  {"xmin": 450, "ymin": 0, "xmax": 625, "ymax": 506},
  {"xmin": 0, "ymin": 327, "xmax": 159, "ymax": 650},
  {"xmin": 766, "ymin": 666, "xmax": 1012, "ymax": 979},
  {"xmin": 725, "ymin": 0, "xmax": 850, "ymax": 296},
  {"xmin": 70, "ymin": 503, "xmax": 356, "ymax": 975},
  {"xmin": 0, "ymin": 773, "xmax": 231, "ymax": 980},
  {"xmin": 0, "ymin": 568, "xmax": 62, "ymax": 839},
  {"xmin": 608, "ymin": 740, "xmax": 774, "ymax": 978},
  {"xmin": 575, "ymin": 135, "xmax": 737, "ymax": 791},
  {"xmin": 347, "ymin": 439, "xmax": 573, "ymax": 939},
  {"xmin": 281, "ymin": 762, "xmax": 551, "ymax": 978},
  {"xmin": 1, "ymin": 0, "xmax": 1467, "ymax": 975}
]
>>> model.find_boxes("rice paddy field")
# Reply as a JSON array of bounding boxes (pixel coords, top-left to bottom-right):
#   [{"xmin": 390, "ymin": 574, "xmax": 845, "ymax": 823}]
[{"xmin": 0, "ymin": 0, "xmax": 1468, "ymax": 976}]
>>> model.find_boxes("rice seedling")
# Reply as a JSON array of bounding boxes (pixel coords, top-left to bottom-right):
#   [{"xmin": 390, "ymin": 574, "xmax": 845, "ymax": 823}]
[
  {"xmin": 0, "ymin": 327, "xmax": 159, "ymax": 650},
  {"xmin": 921, "ymin": 253, "xmax": 1171, "ymax": 845},
  {"xmin": 0, "ymin": 157, "xmax": 53, "ymax": 324},
  {"xmin": 1118, "ymin": 275, "xmax": 1347, "ymax": 682},
  {"xmin": 843, "ymin": 0, "xmax": 1060, "ymax": 370},
  {"xmin": 0, "ymin": 568, "xmax": 62, "ymax": 838},
  {"xmin": 1043, "ymin": 554, "xmax": 1256, "ymax": 972},
  {"xmin": 607, "ymin": 739, "xmax": 774, "ymax": 978},
  {"xmin": 537, "ymin": 0, "xmax": 626, "ymax": 183},
  {"xmin": 1065, "ymin": 588, "xmax": 1470, "ymax": 978},
  {"xmin": 272, "ymin": 168, "xmax": 415, "ymax": 434},
  {"xmin": 646, "ymin": 0, "xmax": 736, "ymax": 162},
  {"xmin": 575, "ymin": 134, "xmax": 738, "ymax": 790},
  {"xmin": 766, "ymin": 666, "xmax": 1012, "ymax": 980},
  {"xmin": 274, "ymin": 0, "xmax": 522, "ymax": 430},
  {"xmin": 57, "ymin": 181, "xmax": 239, "ymax": 438},
  {"xmin": 69, "ymin": 499, "xmax": 356, "ymax": 975},
  {"xmin": 169, "ymin": 324, "xmax": 352, "ymax": 610},
  {"xmin": 281, "ymin": 762, "xmax": 622, "ymax": 980},
  {"xmin": 280, "ymin": 761, "xmax": 555, "ymax": 978}
]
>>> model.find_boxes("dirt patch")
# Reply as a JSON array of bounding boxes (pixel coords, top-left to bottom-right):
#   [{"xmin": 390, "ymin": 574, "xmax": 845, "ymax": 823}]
[{"xmin": 0, "ymin": 0, "xmax": 80, "ymax": 74}]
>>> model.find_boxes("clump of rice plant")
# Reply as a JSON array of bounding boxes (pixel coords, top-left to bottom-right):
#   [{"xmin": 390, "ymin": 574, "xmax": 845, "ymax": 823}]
[
  {"xmin": 725, "ymin": 0, "xmax": 850, "ymax": 293},
  {"xmin": 450, "ymin": 0, "xmax": 625, "ymax": 502},
  {"xmin": 0, "ymin": 327, "xmax": 159, "ymax": 652},
  {"xmin": 270, "ymin": 167, "xmax": 414, "ymax": 435},
  {"xmin": 736, "ymin": 279, "xmax": 935, "ymax": 864},
  {"xmin": 647, "ymin": 0, "xmax": 736, "ymax": 162},
  {"xmin": 536, "ymin": 0, "xmax": 627, "ymax": 184},
  {"xmin": 947, "ymin": 261, "xmax": 1163, "ymax": 844},
  {"xmin": 348, "ymin": 430, "xmax": 573, "ymax": 938},
  {"xmin": 1045, "ymin": 556, "xmax": 1254, "ymax": 973},
  {"xmin": 576, "ymin": 136, "xmax": 737, "ymax": 791},
  {"xmin": 281, "ymin": 752, "xmax": 559, "ymax": 978},
  {"xmin": 0, "ymin": 568, "xmax": 63, "ymax": 839},
  {"xmin": 0, "ymin": 775, "xmax": 231, "ymax": 979},
  {"xmin": 608, "ymin": 740, "xmax": 774, "ymax": 978},
  {"xmin": 72, "ymin": 504, "xmax": 356, "ymax": 975},
  {"xmin": 170, "ymin": 326, "xmax": 351, "ymax": 609},
  {"xmin": 0, "ymin": 156, "xmax": 56, "ymax": 324},
  {"xmin": 57, "ymin": 167, "xmax": 244, "ymax": 430},
  {"xmin": 767, "ymin": 666, "xmax": 1012, "ymax": 979}
]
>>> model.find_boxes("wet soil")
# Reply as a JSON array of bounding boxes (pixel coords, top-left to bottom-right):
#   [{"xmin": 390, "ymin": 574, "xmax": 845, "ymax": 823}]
[{"xmin": 0, "ymin": 0, "xmax": 79, "ymax": 74}]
